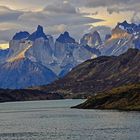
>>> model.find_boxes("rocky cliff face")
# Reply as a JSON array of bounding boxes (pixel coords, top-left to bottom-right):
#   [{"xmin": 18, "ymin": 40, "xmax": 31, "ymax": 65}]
[{"xmin": 54, "ymin": 32, "xmax": 101, "ymax": 75}]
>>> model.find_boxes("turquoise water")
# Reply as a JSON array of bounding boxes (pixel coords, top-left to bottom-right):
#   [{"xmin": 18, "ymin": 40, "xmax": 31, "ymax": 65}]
[{"xmin": 0, "ymin": 99, "xmax": 139, "ymax": 140}]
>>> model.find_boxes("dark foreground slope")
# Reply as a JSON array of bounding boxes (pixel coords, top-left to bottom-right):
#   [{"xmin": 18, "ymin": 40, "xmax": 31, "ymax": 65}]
[
  {"xmin": 0, "ymin": 89, "xmax": 63, "ymax": 103},
  {"xmin": 72, "ymin": 84, "xmax": 140, "ymax": 111},
  {"xmin": 34, "ymin": 48, "xmax": 140, "ymax": 98}
]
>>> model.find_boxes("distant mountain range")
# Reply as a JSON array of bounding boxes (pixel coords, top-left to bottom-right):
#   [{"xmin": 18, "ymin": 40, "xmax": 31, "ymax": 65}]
[{"xmin": 0, "ymin": 21, "xmax": 139, "ymax": 89}]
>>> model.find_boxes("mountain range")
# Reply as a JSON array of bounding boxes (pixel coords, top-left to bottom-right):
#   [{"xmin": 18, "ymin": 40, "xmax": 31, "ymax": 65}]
[
  {"xmin": 0, "ymin": 21, "xmax": 139, "ymax": 89},
  {"xmin": 0, "ymin": 48, "xmax": 139, "ymax": 106}
]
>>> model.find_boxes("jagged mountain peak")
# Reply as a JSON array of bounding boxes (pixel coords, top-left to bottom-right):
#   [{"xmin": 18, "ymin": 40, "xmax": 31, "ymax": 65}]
[
  {"xmin": 80, "ymin": 30, "xmax": 102, "ymax": 48},
  {"xmin": 63, "ymin": 31, "xmax": 69, "ymax": 36},
  {"xmin": 117, "ymin": 20, "xmax": 140, "ymax": 34},
  {"xmin": 37, "ymin": 25, "xmax": 44, "ymax": 32},
  {"xmin": 111, "ymin": 25, "xmax": 130, "ymax": 37},
  {"xmin": 118, "ymin": 20, "xmax": 138, "ymax": 28},
  {"xmin": 100, "ymin": 24, "xmax": 133, "ymax": 56},
  {"xmin": 118, "ymin": 20, "xmax": 129, "ymax": 26},
  {"xmin": 12, "ymin": 31, "xmax": 30, "ymax": 40},
  {"xmin": 27, "ymin": 25, "xmax": 48, "ymax": 41},
  {"xmin": 56, "ymin": 31, "xmax": 75, "ymax": 43},
  {"xmin": 82, "ymin": 30, "xmax": 100, "ymax": 37}
]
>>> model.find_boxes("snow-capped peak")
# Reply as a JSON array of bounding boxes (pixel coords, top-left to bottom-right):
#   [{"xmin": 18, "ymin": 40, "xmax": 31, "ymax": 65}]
[{"xmin": 118, "ymin": 21, "xmax": 140, "ymax": 34}]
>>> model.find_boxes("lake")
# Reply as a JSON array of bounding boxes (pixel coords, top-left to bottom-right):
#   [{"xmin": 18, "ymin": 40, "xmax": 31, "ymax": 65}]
[{"xmin": 0, "ymin": 99, "xmax": 139, "ymax": 140}]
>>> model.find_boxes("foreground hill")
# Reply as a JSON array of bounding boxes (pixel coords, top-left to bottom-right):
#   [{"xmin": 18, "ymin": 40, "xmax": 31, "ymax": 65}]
[
  {"xmin": 72, "ymin": 84, "xmax": 140, "ymax": 111},
  {"xmin": 35, "ymin": 48, "xmax": 140, "ymax": 98}
]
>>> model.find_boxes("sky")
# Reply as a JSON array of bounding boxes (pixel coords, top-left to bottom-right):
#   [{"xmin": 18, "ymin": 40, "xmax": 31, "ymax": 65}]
[{"xmin": 0, "ymin": 0, "xmax": 140, "ymax": 49}]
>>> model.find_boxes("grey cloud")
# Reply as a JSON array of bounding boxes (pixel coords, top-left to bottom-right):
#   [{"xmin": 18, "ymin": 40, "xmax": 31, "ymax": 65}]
[
  {"xmin": 44, "ymin": 2, "xmax": 77, "ymax": 14},
  {"xmin": 46, "ymin": 24, "xmax": 93, "ymax": 42},
  {"xmin": 45, "ymin": 24, "xmax": 67, "ymax": 36},
  {"xmin": 131, "ymin": 12, "xmax": 140, "ymax": 24},
  {"xmin": 107, "ymin": 7, "xmax": 120, "ymax": 14},
  {"xmin": 0, "ymin": 4, "xmax": 104, "ymax": 43},
  {"xmin": 0, "ymin": 6, "xmax": 23, "ymax": 22},
  {"xmin": 0, "ymin": 0, "xmax": 50, "ymax": 10},
  {"xmin": 70, "ymin": 0, "xmax": 130, "ymax": 8},
  {"xmin": 1, "ymin": 0, "xmax": 135, "ymax": 43},
  {"xmin": 0, "ymin": 0, "xmax": 133, "ymax": 9},
  {"xmin": 18, "ymin": 10, "xmax": 104, "ymax": 27},
  {"xmin": 45, "ymin": 24, "xmax": 111, "ymax": 42},
  {"xmin": 16, "ymin": 0, "xmax": 104, "ymax": 29},
  {"xmin": 0, "ymin": 29, "xmax": 20, "ymax": 43},
  {"xmin": 91, "ymin": 11, "xmax": 98, "ymax": 16},
  {"xmin": 107, "ymin": 2, "xmax": 140, "ymax": 14},
  {"xmin": 70, "ymin": 0, "xmax": 140, "ymax": 15}
]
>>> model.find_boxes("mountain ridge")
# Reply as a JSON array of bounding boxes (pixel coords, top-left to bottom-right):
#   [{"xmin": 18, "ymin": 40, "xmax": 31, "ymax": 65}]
[{"xmin": 34, "ymin": 48, "xmax": 140, "ymax": 98}]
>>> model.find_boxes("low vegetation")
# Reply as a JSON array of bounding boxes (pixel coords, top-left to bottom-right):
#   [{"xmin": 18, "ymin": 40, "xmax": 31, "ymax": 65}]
[{"xmin": 72, "ymin": 84, "xmax": 140, "ymax": 111}]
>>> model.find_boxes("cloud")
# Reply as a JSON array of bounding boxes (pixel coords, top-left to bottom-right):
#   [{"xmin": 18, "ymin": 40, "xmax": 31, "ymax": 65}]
[
  {"xmin": 71, "ymin": 0, "xmax": 140, "ymax": 15},
  {"xmin": 44, "ymin": 1, "xmax": 77, "ymax": 14},
  {"xmin": 0, "ymin": 0, "xmax": 139, "ymax": 45},
  {"xmin": 17, "ymin": 9, "xmax": 104, "ymax": 41},
  {"xmin": 131, "ymin": 12, "xmax": 140, "ymax": 24},
  {"xmin": 0, "ymin": 0, "xmax": 49, "ymax": 10},
  {"xmin": 107, "ymin": 3, "xmax": 140, "ymax": 14},
  {"xmin": 91, "ymin": 11, "xmax": 98, "ymax": 16},
  {"xmin": 107, "ymin": 7, "xmax": 120, "ymax": 14},
  {"xmin": 0, "ymin": 1, "xmax": 104, "ymax": 44},
  {"xmin": 45, "ymin": 24, "xmax": 67, "ymax": 36},
  {"xmin": 17, "ymin": 0, "xmax": 104, "ymax": 32},
  {"xmin": 44, "ymin": 24, "xmax": 111, "ymax": 42},
  {"xmin": 70, "ymin": 0, "xmax": 129, "ymax": 8},
  {"xmin": 0, "ymin": 29, "xmax": 19, "ymax": 43},
  {"xmin": 0, "ymin": 6, "xmax": 23, "ymax": 22},
  {"xmin": 18, "ymin": 11, "xmax": 103, "ymax": 27}
]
